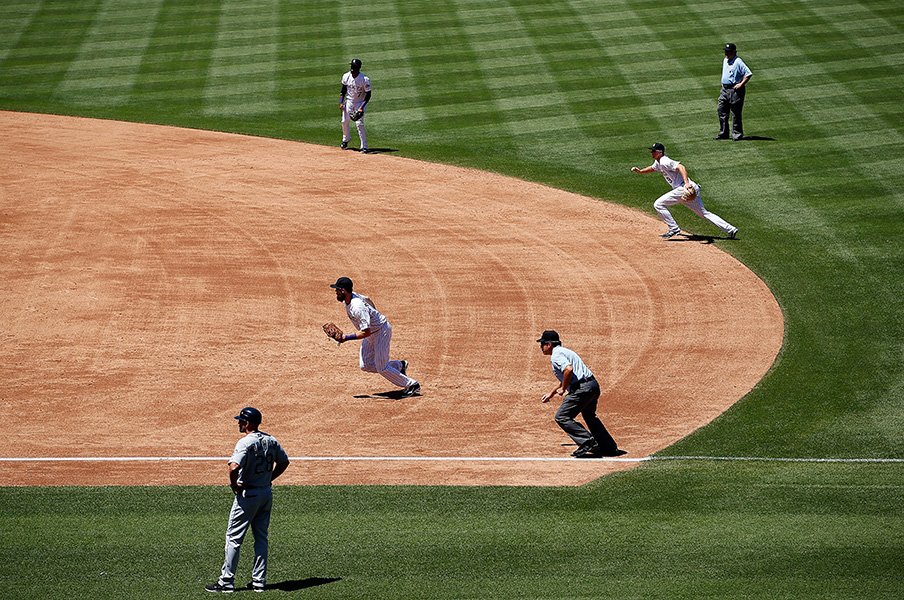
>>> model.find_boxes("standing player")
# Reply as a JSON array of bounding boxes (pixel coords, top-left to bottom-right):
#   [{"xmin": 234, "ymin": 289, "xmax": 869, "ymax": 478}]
[
  {"xmin": 715, "ymin": 43, "xmax": 753, "ymax": 141},
  {"xmin": 339, "ymin": 58, "xmax": 371, "ymax": 153},
  {"xmin": 206, "ymin": 407, "xmax": 290, "ymax": 594},
  {"xmin": 538, "ymin": 330, "xmax": 625, "ymax": 458},
  {"xmin": 330, "ymin": 277, "xmax": 420, "ymax": 397},
  {"xmin": 631, "ymin": 142, "xmax": 738, "ymax": 239}
]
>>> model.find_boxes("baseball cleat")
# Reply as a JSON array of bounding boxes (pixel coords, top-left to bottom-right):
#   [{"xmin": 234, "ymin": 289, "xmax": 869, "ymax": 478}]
[
  {"xmin": 571, "ymin": 441, "xmax": 598, "ymax": 457},
  {"xmin": 401, "ymin": 382, "xmax": 421, "ymax": 397},
  {"xmin": 728, "ymin": 228, "xmax": 739, "ymax": 239},
  {"xmin": 600, "ymin": 448, "xmax": 629, "ymax": 457},
  {"xmin": 340, "ymin": 141, "xmax": 349, "ymax": 149},
  {"xmin": 400, "ymin": 360, "xmax": 408, "ymax": 376},
  {"xmin": 246, "ymin": 582, "xmax": 265, "ymax": 593},
  {"xmin": 360, "ymin": 147, "xmax": 370, "ymax": 154},
  {"xmin": 660, "ymin": 228, "xmax": 681, "ymax": 239},
  {"xmin": 574, "ymin": 446, "xmax": 604, "ymax": 459},
  {"xmin": 205, "ymin": 582, "xmax": 235, "ymax": 593}
]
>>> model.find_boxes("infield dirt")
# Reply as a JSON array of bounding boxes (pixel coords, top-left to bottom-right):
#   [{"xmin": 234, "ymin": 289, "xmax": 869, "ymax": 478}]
[{"xmin": 0, "ymin": 111, "xmax": 783, "ymax": 486}]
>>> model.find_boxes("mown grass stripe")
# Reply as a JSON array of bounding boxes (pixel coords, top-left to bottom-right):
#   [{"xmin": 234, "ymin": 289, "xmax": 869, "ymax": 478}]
[
  {"xmin": 203, "ymin": 0, "xmax": 278, "ymax": 116},
  {"xmin": 55, "ymin": 0, "xmax": 162, "ymax": 106},
  {"xmin": 0, "ymin": 0, "xmax": 41, "ymax": 65}
]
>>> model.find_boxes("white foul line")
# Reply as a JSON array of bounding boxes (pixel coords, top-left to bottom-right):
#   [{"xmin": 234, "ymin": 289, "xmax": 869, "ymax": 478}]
[{"xmin": 0, "ymin": 455, "xmax": 902, "ymax": 463}]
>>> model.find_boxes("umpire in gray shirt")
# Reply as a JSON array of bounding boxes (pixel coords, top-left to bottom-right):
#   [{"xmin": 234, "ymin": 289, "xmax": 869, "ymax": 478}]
[{"xmin": 538, "ymin": 330, "xmax": 625, "ymax": 459}]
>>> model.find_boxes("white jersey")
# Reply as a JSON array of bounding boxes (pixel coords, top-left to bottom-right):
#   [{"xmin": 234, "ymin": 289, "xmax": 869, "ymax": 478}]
[
  {"xmin": 346, "ymin": 292, "xmax": 387, "ymax": 332},
  {"xmin": 229, "ymin": 431, "xmax": 289, "ymax": 489},
  {"xmin": 651, "ymin": 155, "xmax": 687, "ymax": 189},
  {"xmin": 341, "ymin": 71, "xmax": 371, "ymax": 110}
]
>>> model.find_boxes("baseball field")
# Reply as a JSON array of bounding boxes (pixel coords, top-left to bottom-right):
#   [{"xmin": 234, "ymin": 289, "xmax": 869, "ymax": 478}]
[{"xmin": 1, "ymin": 0, "xmax": 902, "ymax": 598}]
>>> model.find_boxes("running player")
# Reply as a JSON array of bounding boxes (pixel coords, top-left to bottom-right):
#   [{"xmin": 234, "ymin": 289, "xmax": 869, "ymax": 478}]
[
  {"xmin": 631, "ymin": 143, "xmax": 738, "ymax": 239},
  {"xmin": 330, "ymin": 277, "xmax": 420, "ymax": 397}
]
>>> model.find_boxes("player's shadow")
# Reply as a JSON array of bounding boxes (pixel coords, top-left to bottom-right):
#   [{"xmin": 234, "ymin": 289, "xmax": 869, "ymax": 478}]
[
  {"xmin": 353, "ymin": 389, "xmax": 421, "ymax": 400},
  {"xmin": 269, "ymin": 577, "xmax": 341, "ymax": 591},
  {"xmin": 361, "ymin": 147, "xmax": 398, "ymax": 154},
  {"xmin": 736, "ymin": 135, "xmax": 775, "ymax": 141},
  {"xmin": 668, "ymin": 233, "xmax": 738, "ymax": 244}
]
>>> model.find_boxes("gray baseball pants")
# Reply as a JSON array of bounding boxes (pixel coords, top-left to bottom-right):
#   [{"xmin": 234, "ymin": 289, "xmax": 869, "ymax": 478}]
[
  {"xmin": 554, "ymin": 378, "xmax": 618, "ymax": 454},
  {"xmin": 219, "ymin": 488, "xmax": 273, "ymax": 587}
]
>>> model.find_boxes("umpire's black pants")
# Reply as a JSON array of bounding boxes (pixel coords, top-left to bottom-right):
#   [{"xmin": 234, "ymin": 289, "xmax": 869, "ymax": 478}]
[
  {"xmin": 717, "ymin": 86, "xmax": 746, "ymax": 139},
  {"xmin": 554, "ymin": 378, "xmax": 618, "ymax": 454}
]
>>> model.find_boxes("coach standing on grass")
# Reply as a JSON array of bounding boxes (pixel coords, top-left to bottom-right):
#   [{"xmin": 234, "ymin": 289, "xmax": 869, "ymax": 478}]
[
  {"xmin": 715, "ymin": 42, "xmax": 752, "ymax": 141},
  {"xmin": 206, "ymin": 407, "xmax": 290, "ymax": 594}
]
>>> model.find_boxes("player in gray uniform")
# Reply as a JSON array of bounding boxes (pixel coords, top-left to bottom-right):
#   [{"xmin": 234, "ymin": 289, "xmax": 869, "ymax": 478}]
[
  {"xmin": 538, "ymin": 330, "xmax": 625, "ymax": 458},
  {"xmin": 206, "ymin": 407, "xmax": 290, "ymax": 593},
  {"xmin": 331, "ymin": 277, "xmax": 420, "ymax": 397}
]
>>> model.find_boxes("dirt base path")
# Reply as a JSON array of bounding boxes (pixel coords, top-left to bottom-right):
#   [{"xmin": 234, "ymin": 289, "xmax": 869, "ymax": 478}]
[{"xmin": 0, "ymin": 111, "xmax": 783, "ymax": 486}]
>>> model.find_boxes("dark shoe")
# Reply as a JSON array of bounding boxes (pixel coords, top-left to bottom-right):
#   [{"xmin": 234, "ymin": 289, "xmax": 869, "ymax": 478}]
[
  {"xmin": 574, "ymin": 447, "xmax": 604, "ymax": 458},
  {"xmin": 402, "ymin": 382, "xmax": 421, "ymax": 397},
  {"xmin": 660, "ymin": 228, "xmax": 681, "ymax": 239},
  {"xmin": 246, "ymin": 582, "xmax": 265, "ymax": 593},
  {"xmin": 400, "ymin": 360, "xmax": 408, "ymax": 376},
  {"xmin": 205, "ymin": 582, "xmax": 234, "ymax": 593},
  {"xmin": 340, "ymin": 141, "xmax": 349, "ymax": 149},
  {"xmin": 571, "ymin": 440, "xmax": 598, "ymax": 457},
  {"xmin": 732, "ymin": 134, "xmax": 744, "ymax": 141},
  {"xmin": 360, "ymin": 147, "xmax": 369, "ymax": 154},
  {"xmin": 600, "ymin": 449, "xmax": 628, "ymax": 457}
]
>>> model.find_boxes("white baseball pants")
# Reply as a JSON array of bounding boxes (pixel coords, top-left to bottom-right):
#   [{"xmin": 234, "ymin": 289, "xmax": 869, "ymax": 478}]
[
  {"xmin": 653, "ymin": 186, "xmax": 735, "ymax": 233},
  {"xmin": 341, "ymin": 104, "xmax": 367, "ymax": 149},
  {"xmin": 359, "ymin": 323, "xmax": 415, "ymax": 388}
]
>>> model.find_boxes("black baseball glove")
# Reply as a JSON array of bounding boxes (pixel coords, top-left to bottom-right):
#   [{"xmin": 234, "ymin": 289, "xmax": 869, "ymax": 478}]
[{"xmin": 350, "ymin": 109, "xmax": 364, "ymax": 121}]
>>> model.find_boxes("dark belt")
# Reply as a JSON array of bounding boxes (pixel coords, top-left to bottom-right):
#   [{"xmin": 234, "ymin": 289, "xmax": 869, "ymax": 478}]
[
  {"xmin": 575, "ymin": 375, "xmax": 595, "ymax": 385},
  {"xmin": 722, "ymin": 83, "xmax": 737, "ymax": 89}
]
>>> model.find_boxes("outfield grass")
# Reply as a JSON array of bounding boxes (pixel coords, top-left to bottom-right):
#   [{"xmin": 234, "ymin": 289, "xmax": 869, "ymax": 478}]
[{"xmin": 1, "ymin": 0, "xmax": 902, "ymax": 598}]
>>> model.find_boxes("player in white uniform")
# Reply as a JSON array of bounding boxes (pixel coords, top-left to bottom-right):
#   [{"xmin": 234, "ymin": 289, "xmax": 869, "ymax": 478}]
[
  {"xmin": 330, "ymin": 277, "xmax": 420, "ymax": 397},
  {"xmin": 631, "ymin": 142, "xmax": 738, "ymax": 239},
  {"xmin": 339, "ymin": 58, "xmax": 371, "ymax": 153},
  {"xmin": 206, "ymin": 407, "xmax": 290, "ymax": 594}
]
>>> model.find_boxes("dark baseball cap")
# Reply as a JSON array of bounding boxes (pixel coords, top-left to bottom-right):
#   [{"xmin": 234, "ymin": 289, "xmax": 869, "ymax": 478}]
[
  {"xmin": 330, "ymin": 276, "xmax": 353, "ymax": 291},
  {"xmin": 537, "ymin": 330, "xmax": 561, "ymax": 344},
  {"xmin": 649, "ymin": 142, "xmax": 665, "ymax": 153},
  {"xmin": 724, "ymin": 43, "xmax": 737, "ymax": 52},
  {"xmin": 350, "ymin": 58, "xmax": 362, "ymax": 69},
  {"xmin": 234, "ymin": 406, "xmax": 262, "ymax": 424}
]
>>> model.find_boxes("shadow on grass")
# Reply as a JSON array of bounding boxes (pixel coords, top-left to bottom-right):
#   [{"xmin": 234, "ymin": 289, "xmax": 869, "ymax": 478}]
[
  {"xmin": 269, "ymin": 577, "xmax": 342, "ymax": 591},
  {"xmin": 361, "ymin": 147, "xmax": 398, "ymax": 154},
  {"xmin": 667, "ymin": 233, "xmax": 739, "ymax": 244}
]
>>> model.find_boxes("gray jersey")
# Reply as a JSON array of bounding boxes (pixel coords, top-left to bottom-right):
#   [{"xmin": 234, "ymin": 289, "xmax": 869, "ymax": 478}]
[{"xmin": 229, "ymin": 431, "xmax": 289, "ymax": 489}]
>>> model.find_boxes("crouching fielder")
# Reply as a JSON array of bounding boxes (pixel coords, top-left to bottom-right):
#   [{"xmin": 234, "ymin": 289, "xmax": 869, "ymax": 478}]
[
  {"xmin": 330, "ymin": 277, "xmax": 421, "ymax": 397},
  {"xmin": 631, "ymin": 142, "xmax": 738, "ymax": 240}
]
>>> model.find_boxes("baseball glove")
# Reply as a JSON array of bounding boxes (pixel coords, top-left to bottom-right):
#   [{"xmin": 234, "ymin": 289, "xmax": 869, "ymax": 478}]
[
  {"xmin": 680, "ymin": 181, "xmax": 698, "ymax": 202},
  {"xmin": 350, "ymin": 109, "xmax": 364, "ymax": 121},
  {"xmin": 322, "ymin": 322, "xmax": 344, "ymax": 343}
]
